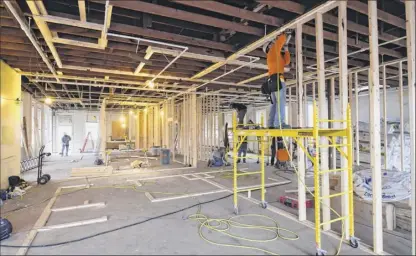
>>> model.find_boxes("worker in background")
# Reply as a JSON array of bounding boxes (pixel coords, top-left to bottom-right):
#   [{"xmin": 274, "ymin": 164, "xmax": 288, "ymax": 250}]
[
  {"xmin": 61, "ymin": 132, "xmax": 71, "ymax": 157},
  {"xmin": 262, "ymin": 30, "xmax": 292, "ymax": 129},
  {"xmin": 237, "ymin": 135, "xmax": 248, "ymax": 164},
  {"xmin": 229, "ymin": 103, "xmax": 247, "ymax": 126}
]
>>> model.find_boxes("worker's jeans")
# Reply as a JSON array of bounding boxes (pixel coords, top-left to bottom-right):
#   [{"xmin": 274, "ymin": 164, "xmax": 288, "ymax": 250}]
[
  {"xmin": 237, "ymin": 109, "xmax": 247, "ymax": 125},
  {"xmin": 61, "ymin": 144, "xmax": 69, "ymax": 156},
  {"xmin": 268, "ymin": 81, "xmax": 286, "ymax": 128},
  {"xmin": 238, "ymin": 142, "xmax": 247, "ymax": 162}
]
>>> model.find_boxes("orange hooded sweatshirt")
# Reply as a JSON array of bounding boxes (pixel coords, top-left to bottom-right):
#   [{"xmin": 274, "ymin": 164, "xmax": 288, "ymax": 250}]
[{"xmin": 266, "ymin": 34, "xmax": 291, "ymax": 76}]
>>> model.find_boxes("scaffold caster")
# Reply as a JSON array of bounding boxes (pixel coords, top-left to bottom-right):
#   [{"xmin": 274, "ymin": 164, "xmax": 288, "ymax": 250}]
[
  {"xmin": 233, "ymin": 207, "xmax": 239, "ymax": 215},
  {"xmin": 316, "ymin": 248, "xmax": 327, "ymax": 256},
  {"xmin": 260, "ymin": 201, "xmax": 267, "ymax": 209},
  {"xmin": 349, "ymin": 237, "xmax": 359, "ymax": 248}
]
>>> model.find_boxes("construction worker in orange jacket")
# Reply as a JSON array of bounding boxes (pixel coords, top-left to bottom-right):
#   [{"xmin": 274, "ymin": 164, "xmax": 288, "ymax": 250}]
[{"xmin": 262, "ymin": 30, "xmax": 292, "ymax": 129}]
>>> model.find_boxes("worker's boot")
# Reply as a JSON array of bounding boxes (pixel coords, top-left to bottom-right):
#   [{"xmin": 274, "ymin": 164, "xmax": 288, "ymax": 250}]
[
  {"xmin": 243, "ymin": 159, "xmax": 246, "ymax": 163},
  {"xmin": 237, "ymin": 159, "xmax": 241, "ymax": 163}
]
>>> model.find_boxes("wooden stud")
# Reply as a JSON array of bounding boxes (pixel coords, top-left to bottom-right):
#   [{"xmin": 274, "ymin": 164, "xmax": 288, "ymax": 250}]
[
  {"xmin": 405, "ymin": 1, "xmax": 416, "ymax": 254},
  {"xmin": 339, "ymin": 0, "xmax": 350, "ymax": 240},
  {"xmin": 16, "ymin": 187, "xmax": 62, "ymax": 255},
  {"xmin": 354, "ymin": 72, "xmax": 360, "ymax": 165},
  {"xmin": 368, "ymin": 1, "xmax": 383, "ymax": 253},
  {"xmin": 78, "ymin": 0, "xmax": 86, "ymax": 22},
  {"xmin": 296, "ymin": 22, "xmax": 306, "ymax": 222},
  {"xmin": 51, "ymin": 202, "xmax": 106, "ymax": 212},
  {"xmin": 398, "ymin": 61, "xmax": 405, "ymax": 172},
  {"xmin": 316, "ymin": 12, "xmax": 330, "ymax": 231},
  {"xmin": 330, "ymin": 77, "xmax": 336, "ymax": 169},
  {"xmin": 191, "ymin": 92, "xmax": 198, "ymax": 166},
  {"xmin": 383, "ymin": 66, "xmax": 388, "ymax": 169}
]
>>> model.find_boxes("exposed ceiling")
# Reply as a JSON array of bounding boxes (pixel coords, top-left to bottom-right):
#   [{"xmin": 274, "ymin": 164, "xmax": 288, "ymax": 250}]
[{"xmin": 0, "ymin": 0, "xmax": 408, "ymax": 110}]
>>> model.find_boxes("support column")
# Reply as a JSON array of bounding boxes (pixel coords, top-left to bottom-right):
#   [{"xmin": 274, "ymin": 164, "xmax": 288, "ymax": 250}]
[
  {"xmin": 330, "ymin": 77, "xmax": 336, "ymax": 169},
  {"xmin": 154, "ymin": 106, "xmax": 160, "ymax": 146},
  {"xmin": 316, "ymin": 12, "xmax": 330, "ymax": 231},
  {"xmin": 191, "ymin": 92, "xmax": 198, "ymax": 167},
  {"xmin": 398, "ymin": 61, "xmax": 405, "ymax": 172},
  {"xmin": 135, "ymin": 109, "xmax": 140, "ymax": 149},
  {"xmin": 383, "ymin": 67, "xmax": 388, "ymax": 169},
  {"xmin": 143, "ymin": 108, "xmax": 148, "ymax": 149},
  {"xmin": 339, "ymin": 0, "xmax": 351, "ymax": 239},
  {"xmin": 296, "ymin": 22, "xmax": 306, "ymax": 222},
  {"xmin": 355, "ymin": 73, "xmax": 360, "ymax": 166},
  {"xmin": 405, "ymin": 1, "xmax": 416, "ymax": 254},
  {"xmin": 99, "ymin": 99, "xmax": 107, "ymax": 159},
  {"xmin": 368, "ymin": 1, "xmax": 383, "ymax": 253}
]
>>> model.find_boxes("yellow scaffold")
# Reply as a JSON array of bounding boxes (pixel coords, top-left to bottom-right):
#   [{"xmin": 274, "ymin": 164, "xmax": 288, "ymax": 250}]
[{"xmin": 231, "ymin": 102, "xmax": 357, "ymax": 255}]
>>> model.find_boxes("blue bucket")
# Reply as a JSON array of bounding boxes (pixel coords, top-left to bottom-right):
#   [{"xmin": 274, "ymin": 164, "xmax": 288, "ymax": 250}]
[{"xmin": 160, "ymin": 149, "xmax": 170, "ymax": 165}]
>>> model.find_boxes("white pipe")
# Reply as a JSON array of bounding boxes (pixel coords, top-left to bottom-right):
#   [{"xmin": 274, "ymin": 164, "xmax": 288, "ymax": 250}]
[
  {"xmin": 107, "ymin": 33, "xmax": 189, "ymax": 98},
  {"xmin": 306, "ymin": 36, "xmax": 407, "ymax": 69},
  {"xmin": 168, "ymin": 56, "xmax": 260, "ymax": 101},
  {"xmin": 4, "ymin": 1, "xmax": 60, "ymax": 82}
]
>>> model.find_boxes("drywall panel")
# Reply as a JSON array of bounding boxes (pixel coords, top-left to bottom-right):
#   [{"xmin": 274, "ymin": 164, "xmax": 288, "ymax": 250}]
[{"xmin": 0, "ymin": 61, "xmax": 21, "ymax": 188}]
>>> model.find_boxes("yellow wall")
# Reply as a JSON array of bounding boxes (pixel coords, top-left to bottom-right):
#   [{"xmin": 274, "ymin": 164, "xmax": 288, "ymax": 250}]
[{"xmin": 1, "ymin": 61, "xmax": 22, "ymax": 189}]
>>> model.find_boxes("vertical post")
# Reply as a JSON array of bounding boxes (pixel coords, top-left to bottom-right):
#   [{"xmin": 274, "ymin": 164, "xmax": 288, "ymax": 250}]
[
  {"xmin": 135, "ymin": 109, "xmax": 140, "ymax": 149},
  {"xmin": 296, "ymin": 22, "xmax": 306, "ymax": 222},
  {"xmin": 368, "ymin": 1, "xmax": 383, "ymax": 253},
  {"xmin": 330, "ymin": 77, "xmax": 336, "ymax": 169},
  {"xmin": 398, "ymin": 61, "xmax": 405, "ymax": 172},
  {"xmin": 348, "ymin": 73, "xmax": 354, "ymax": 164},
  {"xmin": 339, "ymin": 0, "xmax": 350, "ymax": 240},
  {"xmin": 191, "ymin": 92, "xmax": 198, "ymax": 167},
  {"xmin": 232, "ymin": 111, "xmax": 238, "ymax": 213},
  {"xmin": 405, "ymin": 1, "xmax": 416, "ymax": 254},
  {"xmin": 288, "ymin": 87, "xmax": 292, "ymax": 126},
  {"xmin": 143, "ymin": 108, "xmax": 148, "ymax": 149},
  {"xmin": 316, "ymin": 11, "xmax": 330, "ymax": 231},
  {"xmin": 354, "ymin": 72, "xmax": 360, "ymax": 165},
  {"xmin": 312, "ymin": 82, "xmax": 316, "ymax": 102},
  {"xmin": 99, "ymin": 98, "xmax": 107, "ymax": 159},
  {"xmin": 383, "ymin": 66, "xmax": 388, "ymax": 169},
  {"xmin": 304, "ymin": 83, "xmax": 307, "ymax": 125}
]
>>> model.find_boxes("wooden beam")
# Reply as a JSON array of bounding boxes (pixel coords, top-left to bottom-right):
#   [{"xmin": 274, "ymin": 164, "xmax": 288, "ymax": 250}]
[
  {"xmin": 109, "ymin": 0, "xmax": 264, "ymax": 36},
  {"xmin": 34, "ymin": 14, "xmax": 103, "ymax": 30},
  {"xmin": 303, "ymin": 25, "xmax": 403, "ymax": 58},
  {"xmin": 110, "ymin": 23, "xmax": 234, "ymax": 52},
  {"xmin": 78, "ymin": 0, "xmax": 86, "ymax": 22},
  {"xmin": 173, "ymin": 0, "xmax": 283, "ymax": 26},
  {"xmin": 257, "ymin": 0, "xmax": 305, "ymax": 14},
  {"xmin": 99, "ymin": 2, "xmax": 112, "ymax": 48},
  {"xmin": 25, "ymin": 0, "xmax": 63, "ymax": 68},
  {"xmin": 261, "ymin": 1, "xmax": 406, "ymax": 48},
  {"xmin": 52, "ymin": 37, "xmax": 103, "ymax": 49},
  {"xmin": 348, "ymin": 1, "xmax": 406, "ymax": 29},
  {"xmin": 322, "ymin": 14, "xmax": 406, "ymax": 48},
  {"xmin": 368, "ymin": 1, "xmax": 383, "ymax": 253}
]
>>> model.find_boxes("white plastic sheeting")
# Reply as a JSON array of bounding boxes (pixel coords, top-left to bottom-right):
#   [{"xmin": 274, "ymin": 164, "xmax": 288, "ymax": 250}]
[
  {"xmin": 386, "ymin": 133, "xmax": 412, "ymax": 172},
  {"xmin": 353, "ymin": 169, "xmax": 411, "ymax": 202}
]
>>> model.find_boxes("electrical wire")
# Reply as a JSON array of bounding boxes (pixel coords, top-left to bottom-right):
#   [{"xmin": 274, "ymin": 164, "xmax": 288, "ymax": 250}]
[
  {"xmin": 187, "ymin": 213, "xmax": 299, "ymax": 255},
  {"xmin": 0, "ymin": 194, "xmax": 233, "ymax": 248}
]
